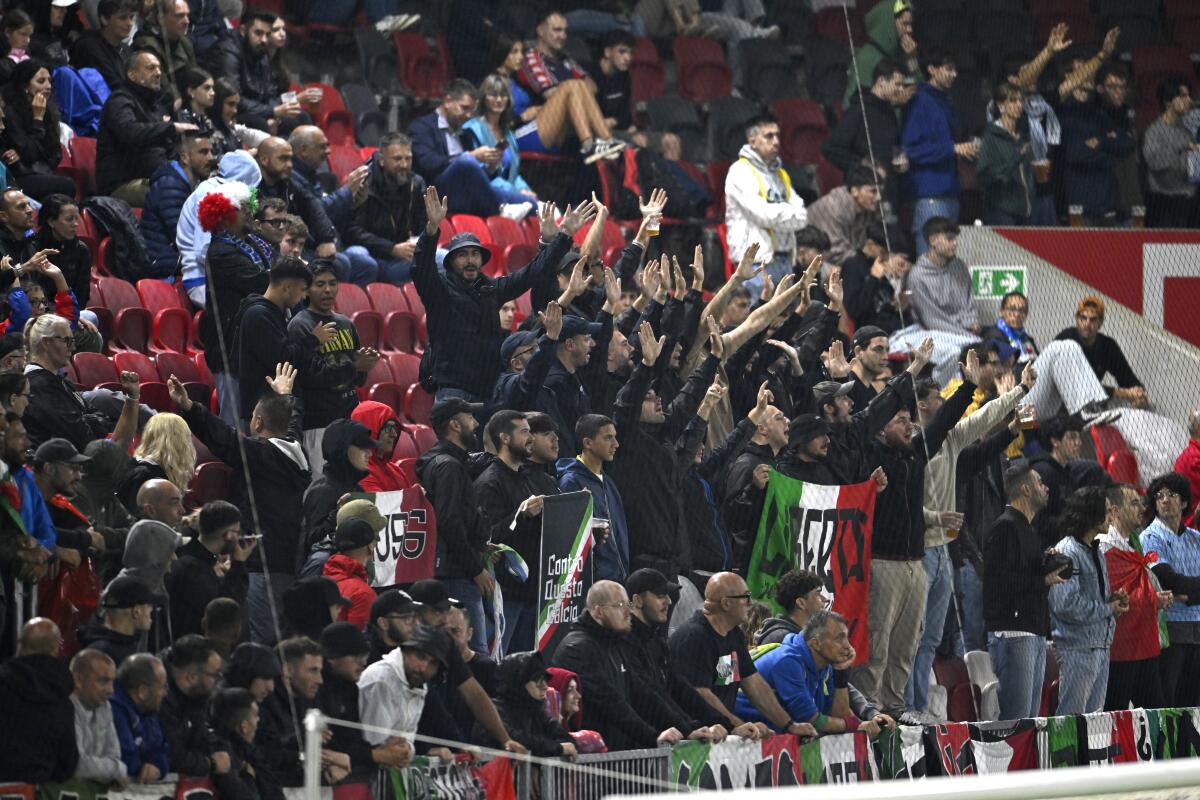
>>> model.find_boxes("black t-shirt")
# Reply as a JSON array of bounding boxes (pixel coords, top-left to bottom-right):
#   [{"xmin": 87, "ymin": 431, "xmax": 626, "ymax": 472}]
[
  {"xmin": 594, "ymin": 66, "xmax": 632, "ymax": 131},
  {"xmin": 667, "ymin": 610, "xmax": 757, "ymax": 711}
]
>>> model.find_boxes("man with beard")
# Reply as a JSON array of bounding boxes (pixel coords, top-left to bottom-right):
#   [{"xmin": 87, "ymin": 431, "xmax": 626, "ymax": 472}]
[
  {"xmin": 234, "ymin": 10, "xmax": 306, "ymax": 134},
  {"xmin": 254, "ymin": 137, "xmax": 339, "ymax": 260},
  {"xmin": 159, "ymin": 636, "xmax": 226, "ymax": 778},
  {"xmin": 358, "ymin": 626, "xmax": 451, "ymax": 753},
  {"xmin": 318, "ymin": 622, "xmax": 411, "ymax": 778},
  {"xmin": 365, "ymin": 590, "xmax": 421, "ymax": 664},
  {"xmin": 414, "ymin": 400, "xmax": 491, "ymax": 654},
  {"xmin": 96, "ymin": 50, "xmax": 198, "ymax": 205},
  {"xmin": 165, "ymin": 501, "xmax": 254, "ymax": 638},
  {"xmin": 475, "ymin": 410, "xmax": 551, "ymax": 653},
  {"xmin": 142, "ymin": 132, "xmax": 219, "ymax": 278},
  {"xmin": 343, "ymin": 132, "xmax": 428, "ymax": 286},
  {"xmin": 31, "ymin": 437, "xmax": 107, "ymax": 568}
]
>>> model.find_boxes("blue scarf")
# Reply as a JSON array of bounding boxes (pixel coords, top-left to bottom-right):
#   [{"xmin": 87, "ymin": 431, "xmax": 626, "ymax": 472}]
[{"xmin": 994, "ymin": 317, "xmax": 1037, "ymax": 361}]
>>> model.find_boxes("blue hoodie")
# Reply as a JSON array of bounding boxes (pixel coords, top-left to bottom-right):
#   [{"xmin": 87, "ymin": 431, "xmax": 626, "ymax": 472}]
[
  {"xmin": 901, "ymin": 83, "xmax": 961, "ymax": 200},
  {"xmin": 109, "ymin": 684, "xmax": 170, "ymax": 778},
  {"xmin": 557, "ymin": 457, "xmax": 629, "ymax": 582},
  {"xmin": 733, "ymin": 632, "xmax": 832, "ymax": 729},
  {"xmin": 177, "ymin": 151, "xmax": 262, "ymax": 303},
  {"xmin": 141, "ymin": 160, "xmax": 194, "ymax": 278}
]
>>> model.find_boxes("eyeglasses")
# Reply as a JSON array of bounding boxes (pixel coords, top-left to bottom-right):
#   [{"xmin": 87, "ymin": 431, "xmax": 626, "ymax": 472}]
[
  {"xmin": 600, "ymin": 601, "xmax": 630, "ymax": 610},
  {"xmin": 28, "ymin": 298, "xmax": 47, "ymax": 308},
  {"xmin": 259, "ymin": 218, "xmax": 287, "ymax": 228},
  {"xmin": 724, "ymin": 593, "xmax": 753, "ymax": 602},
  {"xmin": 45, "ymin": 335, "xmax": 73, "ymax": 346}
]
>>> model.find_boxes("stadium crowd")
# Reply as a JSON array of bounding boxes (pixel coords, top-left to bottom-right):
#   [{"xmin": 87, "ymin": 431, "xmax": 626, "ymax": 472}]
[{"xmin": 0, "ymin": 0, "xmax": 1198, "ymax": 793}]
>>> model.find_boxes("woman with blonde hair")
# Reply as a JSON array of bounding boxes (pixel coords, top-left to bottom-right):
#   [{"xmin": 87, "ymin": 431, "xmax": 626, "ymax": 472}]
[{"xmin": 115, "ymin": 412, "xmax": 196, "ymax": 513}]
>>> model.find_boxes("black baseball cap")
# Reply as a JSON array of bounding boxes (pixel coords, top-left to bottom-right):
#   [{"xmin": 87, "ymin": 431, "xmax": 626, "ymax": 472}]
[
  {"xmin": 429, "ymin": 398, "xmax": 484, "ymax": 429},
  {"xmin": 408, "ymin": 579, "xmax": 458, "ymax": 612},
  {"xmin": 500, "ymin": 330, "xmax": 538, "ymax": 365},
  {"xmin": 370, "ymin": 589, "xmax": 422, "ymax": 623},
  {"xmin": 851, "ymin": 325, "xmax": 889, "ymax": 352},
  {"xmin": 298, "ymin": 575, "xmax": 351, "ymax": 608},
  {"xmin": 33, "ymin": 438, "xmax": 91, "ymax": 467},
  {"xmin": 321, "ymin": 621, "xmax": 371, "ymax": 659},
  {"xmin": 790, "ymin": 414, "xmax": 832, "ymax": 444},
  {"xmin": 100, "ymin": 575, "xmax": 158, "ymax": 609},
  {"xmin": 812, "ymin": 380, "xmax": 853, "ymax": 410},
  {"xmin": 333, "ymin": 518, "xmax": 377, "ymax": 553},
  {"xmin": 625, "ymin": 568, "xmax": 680, "ymax": 597},
  {"xmin": 560, "ymin": 315, "xmax": 602, "ymax": 339},
  {"xmin": 401, "ymin": 625, "xmax": 452, "ymax": 667}
]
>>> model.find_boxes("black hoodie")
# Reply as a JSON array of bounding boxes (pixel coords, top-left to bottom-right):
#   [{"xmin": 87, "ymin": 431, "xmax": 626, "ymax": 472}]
[
  {"xmin": 0, "ymin": 654, "xmax": 78, "ymax": 782},
  {"xmin": 77, "ymin": 619, "xmax": 144, "ymax": 666},
  {"xmin": 477, "ymin": 651, "xmax": 571, "ymax": 757},
  {"xmin": 302, "ymin": 419, "xmax": 370, "ymax": 559},
  {"xmin": 415, "ymin": 439, "xmax": 489, "ymax": 580},
  {"xmin": 232, "ymin": 294, "xmax": 318, "ymax": 422}
]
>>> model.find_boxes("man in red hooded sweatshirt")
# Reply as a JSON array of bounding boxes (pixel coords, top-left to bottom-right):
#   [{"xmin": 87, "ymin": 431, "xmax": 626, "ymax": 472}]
[
  {"xmin": 321, "ymin": 518, "xmax": 378, "ymax": 630},
  {"xmin": 350, "ymin": 401, "xmax": 409, "ymax": 492}
]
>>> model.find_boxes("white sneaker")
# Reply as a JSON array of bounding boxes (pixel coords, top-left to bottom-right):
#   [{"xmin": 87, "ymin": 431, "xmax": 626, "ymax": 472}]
[
  {"xmin": 500, "ymin": 202, "xmax": 534, "ymax": 221},
  {"xmin": 1081, "ymin": 408, "xmax": 1122, "ymax": 429},
  {"xmin": 898, "ymin": 710, "xmax": 926, "ymax": 726}
]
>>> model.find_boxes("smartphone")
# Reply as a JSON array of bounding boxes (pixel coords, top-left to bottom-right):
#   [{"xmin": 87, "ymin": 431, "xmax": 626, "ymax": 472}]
[
  {"xmin": 238, "ymin": 534, "xmax": 263, "ymax": 545},
  {"xmin": 495, "ymin": 140, "xmax": 509, "ymax": 151}
]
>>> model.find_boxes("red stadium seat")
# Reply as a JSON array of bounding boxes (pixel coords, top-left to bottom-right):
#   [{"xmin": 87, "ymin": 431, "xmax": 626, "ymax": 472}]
[
  {"xmin": 407, "ymin": 423, "xmax": 436, "ymax": 452},
  {"xmin": 367, "ymin": 282, "xmax": 409, "ymax": 315},
  {"xmin": 630, "ymin": 36, "xmax": 664, "ymax": 104},
  {"xmin": 358, "ymin": 359, "xmax": 394, "ymax": 400},
  {"xmin": 189, "ymin": 462, "xmax": 232, "ymax": 507},
  {"xmin": 138, "ymin": 382, "xmax": 174, "ymax": 412},
  {"xmin": 403, "ymin": 383, "xmax": 434, "ymax": 425},
  {"xmin": 157, "ymin": 351, "xmax": 212, "ymax": 407},
  {"xmin": 521, "ymin": 215, "xmax": 541, "ymax": 246},
  {"xmin": 485, "ymin": 216, "xmax": 526, "ymax": 249},
  {"xmin": 112, "ymin": 351, "xmax": 158, "ymax": 383},
  {"xmin": 382, "ymin": 311, "xmax": 421, "ymax": 354},
  {"xmin": 366, "ymin": 382, "xmax": 406, "ymax": 413},
  {"xmin": 97, "ymin": 277, "xmax": 152, "ymax": 353},
  {"xmin": 672, "ymin": 37, "xmax": 733, "ymax": 103},
  {"xmin": 327, "ymin": 144, "xmax": 365, "ymax": 183},
  {"xmin": 386, "ymin": 352, "xmax": 421, "ymax": 389},
  {"xmin": 438, "ymin": 218, "xmax": 455, "ymax": 247},
  {"xmin": 334, "ymin": 282, "xmax": 372, "ymax": 316},
  {"xmin": 136, "ymin": 279, "xmax": 192, "ymax": 354},
  {"xmin": 1089, "ymin": 424, "xmax": 1130, "ymax": 466},
  {"xmin": 66, "ymin": 136, "xmax": 98, "ymax": 196},
  {"xmin": 448, "ymin": 214, "xmax": 492, "ymax": 245},
  {"xmin": 72, "ymin": 352, "xmax": 118, "ymax": 388},
  {"xmin": 63, "ymin": 360, "xmax": 79, "ymax": 388},
  {"xmin": 772, "ymin": 98, "xmax": 829, "ymax": 165},
  {"xmin": 947, "ymin": 683, "xmax": 979, "ymax": 723},
  {"xmin": 391, "ymin": 32, "xmax": 448, "ymax": 99},
  {"xmin": 504, "ymin": 243, "xmax": 537, "ymax": 275},
  {"xmin": 401, "ymin": 282, "xmax": 425, "ymax": 318},
  {"xmin": 933, "ymin": 654, "xmax": 970, "ymax": 689},
  {"xmin": 394, "ymin": 457, "xmax": 418, "ymax": 486}
]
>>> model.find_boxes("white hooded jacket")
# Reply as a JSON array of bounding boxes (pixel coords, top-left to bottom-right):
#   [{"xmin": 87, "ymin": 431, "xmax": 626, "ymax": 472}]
[{"xmin": 724, "ymin": 143, "xmax": 808, "ymax": 265}]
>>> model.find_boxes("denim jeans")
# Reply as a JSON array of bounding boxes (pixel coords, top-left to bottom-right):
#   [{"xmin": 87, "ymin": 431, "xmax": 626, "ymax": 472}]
[
  {"xmin": 988, "ymin": 633, "xmax": 1046, "ymax": 721},
  {"xmin": 957, "ymin": 562, "xmax": 986, "ymax": 653},
  {"xmin": 742, "ymin": 253, "xmax": 793, "ymax": 298},
  {"xmin": 434, "ymin": 386, "xmax": 486, "ymax": 403},
  {"xmin": 247, "ymin": 572, "xmax": 295, "ymax": 645},
  {"xmin": 435, "ymin": 157, "xmax": 501, "ymax": 218},
  {"xmin": 906, "ymin": 545, "xmax": 954, "ymax": 712},
  {"xmin": 502, "ymin": 597, "xmax": 537, "ymax": 655},
  {"xmin": 340, "ymin": 246, "xmax": 416, "ymax": 286},
  {"xmin": 441, "ymin": 577, "xmax": 488, "ymax": 654},
  {"xmin": 1056, "ymin": 647, "xmax": 1109, "ymax": 715},
  {"xmin": 912, "ymin": 196, "xmax": 960, "ymax": 257}
]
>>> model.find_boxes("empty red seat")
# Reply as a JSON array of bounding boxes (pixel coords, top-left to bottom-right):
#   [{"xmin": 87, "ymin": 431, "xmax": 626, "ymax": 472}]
[
  {"xmin": 386, "ymin": 352, "xmax": 421, "ymax": 388},
  {"xmin": 485, "ymin": 216, "xmax": 526, "ymax": 249},
  {"xmin": 448, "ymin": 214, "xmax": 492, "ymax": 244},
  {"xmin": 772, "ymin": 98, "xmax": 828, "ymax": 164},
  {"xmin": 112, "ymin": 351, "xmax": 158, "ymax": 383},
  {"xmin": 630, "ymin": 36, "xmax": 664, "ymax": 104},
  {"xmin": 72, "ymin": 352, "xmax": 118, "ymax": 388},
  {"xmin": 407, "ymin": 423, "xmax": 436, "ymax": 452},
  {"xmin": 138, "ymin": 381, "xmax": 174, "ymax": 412},
  {"xmin": 298, "ymin": 82, "xmax": 353, "ymax": 143},
  {"xmin": 66, "ymin": 136, "xmax": 98, "ymax": 196},
  {"xmin": 403, "ymin": 383, "xmax": 434, "ymax": 426},
  {"xmin": 366, "ymin": 382, "xmax": 406, "ymax": 413},
  {"xmin": 136, "ymin": 279, "xmax": 192, "ymax": 355},
  {"xmin": 367, "ymin": 282, "xmax": 409, "ymax": 315},
  {"xmin": 157, "ymin": 351, "xmax": 211, "ymax": 407},
  {"xmin": 97, "ymin": 277, "xmax": 152, "ymax": 353},
  {"xmin": 334, "ymin": 282, "xmax": 373, "ymax": 316},
  {"xmin": 392, "ymin": 429, "xmax": 419, "ymax": 460},
  {"xmin": 358, "ymin": 359, "xmax": 393, "ymax": 400},
  {"xmin": 328, "ymin": 144, "xmax": 365, "ymax": 183},
  {"xmin": 189, "ymin": 461, "xmax": 232, "ymax": 507},
  {"xmin": 382, "ymin": 311, "xmax": 420, "ymax": 354},
  {"xmin": 401, "ymin": 283, "xmax": 425, "ymax": 318},
  {"xmin": 391, "ymin": 32, "xmax": 449, "ymax": 99},
  {"xmin": 672, "ymin": 37, "xmax": 732, "ymax": 103}
]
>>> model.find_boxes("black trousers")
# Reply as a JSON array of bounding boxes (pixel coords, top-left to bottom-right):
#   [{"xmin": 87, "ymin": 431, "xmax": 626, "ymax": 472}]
[
  {"xmin": 1158, "ymin": 642, "xmax": 1200, "ymax": 707},
  {"xmin": 1105, "ymin": 656, "xmax": 1164, "ymax": 711}
]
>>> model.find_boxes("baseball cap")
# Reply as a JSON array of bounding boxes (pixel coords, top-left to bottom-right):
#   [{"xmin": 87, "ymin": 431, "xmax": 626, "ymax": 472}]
[
  {"xmin": 557, "ymin": 249, "xmax": 583, "ymax": 275},
  {"xmin": 229, "ymin": 642, "xmax": 282, "ymax": 680},
  {"xmin": 500, "ymin": 330, "xmax": 538, "ymax": 366},
  {"xmin": 429, "ymin": 398, "xmax": 484, "ymax": 430},
  {"xmin": 333, "ymin": 518, "xmax": 377, "ymax": 552},
  {"xmin": 408, "ymin": 579, "xmax": 458, "ymax": 611},
  {"xmin": 812, "ymin": 380, "xmax": 853, "ymax": 410},
  {"xmin": 625, "ymin": 568, "xmax": 680, "ymax": 597},
  {"xmin": 851, "ymin": 325, "xmax": 889, "ymax": 352},
  {"xmin": 337, "ymin": 499, "xmax": 387, "ymax": 533},
  {"xmin": 401, "ymin": 625, "xmax": 452, "ymax": 667},
  {"xmin": 370, "ymin": 589, "xmax": 422, "ymax": 623},
  {"xmin": 321, "ymin": 621, "xmax": 371, "ymax": 659},
  {"xmin": 560, "ymin": 315, "xmax": 602, "ymax": 339},
  {"xmin": 100, "ymin": 575, "xmax": 158, "ymax": 609},
  {"xmin": 33, "ymin": 438, "xmax": 91, "ymax": 467},
  {"xmin": 789, "ymin": 414, "xmax": 831, "ymax": 444}
]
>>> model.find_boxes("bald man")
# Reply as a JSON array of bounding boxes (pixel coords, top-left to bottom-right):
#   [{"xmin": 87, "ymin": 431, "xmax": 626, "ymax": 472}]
[
  {"xmin": 1175, "ymin": 408, "xmax": 1200, "ymax": 526},
  {"xmin": 668, "ymin": 573, "xmax": 818, "ymax": 738},
  {"xmin": 0, "ymin": 619, "xmax": 78, "ymax": 782},
  {"xmin": 136, "ymin": 479, "xmax": 186, "ymax": 529},
  {"xmin": 552, "ymin": 581, "xmax": 718, "ymax": 750},
  {"xmin": 255, "ymin": 136, "xmax": 340, "ymax": 260}
]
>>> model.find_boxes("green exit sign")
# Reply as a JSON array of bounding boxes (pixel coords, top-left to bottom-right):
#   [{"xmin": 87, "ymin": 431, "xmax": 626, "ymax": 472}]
[{"xmin": 971, "ymin": 266, "xmax": 1026, "ymax": 298}]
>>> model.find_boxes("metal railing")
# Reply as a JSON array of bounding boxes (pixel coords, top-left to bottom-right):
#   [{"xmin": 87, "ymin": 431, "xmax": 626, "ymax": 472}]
[{"xmin": 536, "ymin": 747, "xmax": 671, "ymax": 799}]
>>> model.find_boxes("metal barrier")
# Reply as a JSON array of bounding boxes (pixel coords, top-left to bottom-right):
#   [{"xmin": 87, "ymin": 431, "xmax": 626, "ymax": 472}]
[{"xmin": 536, "ymin": 747, "xmax": 672, "ymax": 799}]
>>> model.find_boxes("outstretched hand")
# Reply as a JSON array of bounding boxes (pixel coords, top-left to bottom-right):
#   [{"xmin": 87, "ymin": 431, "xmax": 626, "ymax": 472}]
[
  {"xmin": 266, "ymin": 362, "xmax": 296, "ymax": 396},
  {"xmin": 733, "ymin": 243, "xmax": 762, "ymax": 283},
  {"xmin": 638, "ymin": 320, "xmax": 666, "ymax": 366},
  {"xmin": 961, "ymin": 346, "xmax": 982, "ymax": 386},
  {"xmin": 1020, "ymin": 360, "xmax": 1038, "ymax": 389},
  {"xmin": 166, "ymin": 375, "xmax": 192, "ymax": 411},
  {"xmin": 423, "ymin": 186, "xmax": 448, "ymax": 234},
  {"xmin": 907, "ymin": 337, "xmax": 934, "ymax": 374},
  {"xmin": 538, "ymin": 301, "xmax": 564, "ymax": 340},
  {"xmin": 560, "ymin": 200, "xmax": 599, "ymax": 236},
  {"xmin": 747, "ymin": 381, "xmax": 772, "ymax": 425}
]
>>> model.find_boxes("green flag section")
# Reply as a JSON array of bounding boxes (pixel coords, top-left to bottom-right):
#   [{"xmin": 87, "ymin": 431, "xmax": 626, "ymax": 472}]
[
  {"xmin": 536, "ymin": 491, "xmax": 593, "ymax": 654},
  {"xmin": 746, "ymin": 474, "xmax": 877, "ymax": 663}
]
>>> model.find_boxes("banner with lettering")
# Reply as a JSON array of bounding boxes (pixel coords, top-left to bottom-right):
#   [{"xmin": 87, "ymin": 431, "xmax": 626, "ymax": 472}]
[
  {"xmin": 355, "ymin": 488, "xmax": 437, "ymax": 587},
  {"xmin": 746, "ymin": 475, "xmax": 876, "ymax": 663},
  {"xmin": 536, "ymin": 491, "xmax": 593, "ymax": 655}
]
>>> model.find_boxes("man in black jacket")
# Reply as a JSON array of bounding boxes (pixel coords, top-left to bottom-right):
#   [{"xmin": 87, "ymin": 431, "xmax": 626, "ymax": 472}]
[
  {"xmin": 722, "ymin": 394, "xmax": 795, "ymax": 567},
  {"xmin": 552, "ymin": 580, "xmax": 713, "ymax": 751},
  {"xmin": 1030, "ymin": 413, "xmax": 1086, "ymax": 547},
  {"xmin": 415, "ymin": 399, "xmax": 491, "ymax": 654},
  {"xmin": 300, "ymin": 419, "xmax": 373, "ymax": 574},
  {"xmin": 160, "ymin": 635, "xmax": 226, "ymax": 778},
  {"xmin": 96, "ymin": 50, "xmax": 198, "ymax": 205},
  {"xmin": 168, "ymin": 365, "xmax": 311, "ymax": 645},
  {"xmin": 475, "ymin": 410, "xmax": 555, "ymax": 654},
  {"xmin": 414, "ymin": 186, "xmax": 592, "ymax": 402},
  {"xmin": 850, "ymin": 360, "xmax": 978, "ymax": 720},
  {"xmin": 70, "ymin": 0, "xmax": 135, "ymax": 89},
  {"xmin": 78, "ymin": 575, "xmax": 155, "ymax": 666},
  {"xmin": 165, "ymin": 500, "xmax": 251, "ymax": 638},
  {"xmin": 24, "ymin": 314, "xmax": 112, "ymax": 450},
  {"xmin": 235, "ymin": 9, "xmax": 304, "ymax": 133},
  {"xmin": 983, "ymin": 464, "xmax": 1068, "ymax": 721},
  {"xmin": 0, "ymin": 619, "xmax": 77, "ymax": 783},
  {"xmin": 318, "ymin": 622, "xmax": 410, "ymax": 778},
  {"xmin": 343, "ymin": 132, "xmax": 428, "ymax": 286},
  {"xmin": 255, "ymin": 137, "xmax": 339, "ymax": 260},
  {"xmin": 822, "ymin": 58, "xmax": 912, "ymax": 208}
]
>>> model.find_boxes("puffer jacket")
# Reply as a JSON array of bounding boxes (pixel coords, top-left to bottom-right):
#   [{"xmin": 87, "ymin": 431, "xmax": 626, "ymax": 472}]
[
  {"xmin": 411, "ymin": 227, "xmax": 571, "ymax": 397},
  {"xmin": 1049, "ymin": 534, "xmax": 1117, "ymax": 650},
  {"xmin": 351, "ymin": 401, "xmax": 410, "ymax": 492},
  {"xmin": 141, "ymin": 159, "xmax": 195, "ymax": 277},
  {"xmin": 477, "ymin": 651, "xmax": 571, "ymax": 757},
  {"xmin": 724, "ymin": 143, "xmax": 807, "ymax": 265}
]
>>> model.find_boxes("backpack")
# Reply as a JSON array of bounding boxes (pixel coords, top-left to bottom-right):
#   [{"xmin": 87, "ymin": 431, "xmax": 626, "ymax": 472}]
[{"xmin": 82, "ymin": 196, "xmax": 153, "ymax": 283}]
